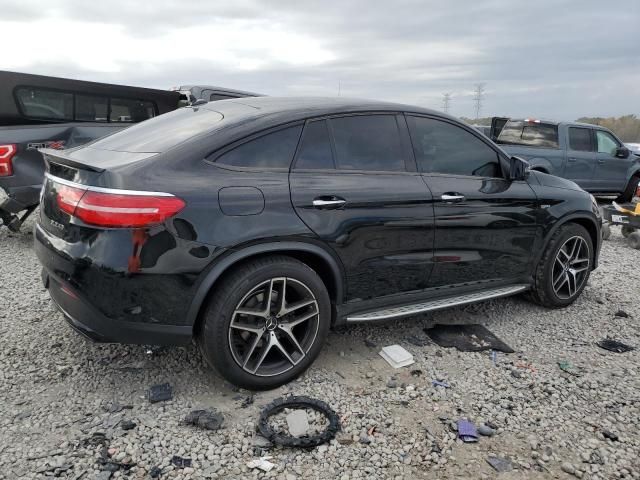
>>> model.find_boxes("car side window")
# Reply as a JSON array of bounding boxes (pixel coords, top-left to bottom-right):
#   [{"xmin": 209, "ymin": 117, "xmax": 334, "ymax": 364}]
[
  {"xmin": 295, "ymin": 120, "xmax": 334, "ymax": 169},
  {"xmin": 76, "ymin": 95, "xmax": 108, "ymax": 122},
  {"xmin": 329, "ymin": 115, "xmax": 406, "ymax": 171},
  {"xmin": 216, "ymin": 125, "xmax": 303, "ymax": 169},
  {"xmin": 15, "ymin": 87, "xmax": 73, "ymax": 121},
  {"xmin": 568, "ymin": 127, "xmax": 593, "ymax": 152},
  {"xmin": 595, "ymin": 130, "xmax": 619, "ymax": 155},
  {"xmin": 407, "ymin": 116, "xmax": 502, "ymax": 177}
]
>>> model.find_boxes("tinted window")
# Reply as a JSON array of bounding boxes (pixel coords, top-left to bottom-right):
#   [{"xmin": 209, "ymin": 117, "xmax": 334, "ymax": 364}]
[
  {"xmin": 497, "ymin": 121, "xmax": 559, "ymax": 148},
  {"xmin": 216, "ymin": 125, "xmax": 303, "ymax": 169},
  {"xmin": 76, "ymin": 95, "xmax": 108, "ymax": 122},
  {"xmin": 330, "ymin": 115, "xmax": 406, "ymax": 171},
  {"xmin": 568, "ymin": 127, "xmax": 592, "ymax": 152},
  {"xmin": 596, "ymin": 130, "xmax": 619, "ymax": 155},
  {"xmin": 15, "ymin": 87, "xmax": 73, "ymax": 121},
  {"xmin": 408, "ymin": 116, "xmax": 501, "ymax": 177},
  {"xmin": 295, "ymin": 120, "xmax": 334, "ymax": 169},
  {"xmin": 110, "ymin": 98, "xmax": 156, "ymax": 123}
]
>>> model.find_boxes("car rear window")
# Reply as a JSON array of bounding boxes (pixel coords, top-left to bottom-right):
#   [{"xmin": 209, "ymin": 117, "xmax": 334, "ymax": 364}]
[
  {"xmin": 89, "ymin": 107, "xmax": 223, "ymax": 152},
  {"xmin": 497, "ymin": 121, "xmax": 559, "ymax": 148}
]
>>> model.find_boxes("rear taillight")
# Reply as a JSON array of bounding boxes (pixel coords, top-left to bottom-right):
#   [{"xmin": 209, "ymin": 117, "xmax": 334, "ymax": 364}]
[
  {"xmin": 54, "ymin": 180, "xmax": 185, "ymax": 228},
  {"xmin": 0, "ymin": 144, "xmax": 17, "ymax": 176}
]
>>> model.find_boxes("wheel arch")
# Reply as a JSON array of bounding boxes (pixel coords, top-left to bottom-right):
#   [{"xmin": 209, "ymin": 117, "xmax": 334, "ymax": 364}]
[{"xmin": 187, "ymin": 241, "xmax": 345, "ymax": 334}]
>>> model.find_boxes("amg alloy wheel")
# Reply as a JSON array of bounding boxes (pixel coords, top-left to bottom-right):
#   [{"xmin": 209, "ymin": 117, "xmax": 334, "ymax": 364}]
[
  {"xmin": 198, "ymin": 256, "xmax": 330, "ymax": 390},
  {"xmin": 528, "ymin": 223, "xmax": 593, "ymax": 308}
]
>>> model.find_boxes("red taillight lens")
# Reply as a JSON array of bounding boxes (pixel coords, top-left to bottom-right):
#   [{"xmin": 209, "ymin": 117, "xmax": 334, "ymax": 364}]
[
  {"xmin": 0, "ymin": 144, "xmax": 17, "ymax": 176},
  {"xmin": 54, "ymin": 182, "xmax": 185, "ymax": 228}
]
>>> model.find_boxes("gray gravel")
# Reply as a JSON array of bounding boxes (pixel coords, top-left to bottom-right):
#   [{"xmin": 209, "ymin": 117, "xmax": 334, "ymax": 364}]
[{"xmin": 1, "ymin": 217, "xmax": 639, "ymax": 479}]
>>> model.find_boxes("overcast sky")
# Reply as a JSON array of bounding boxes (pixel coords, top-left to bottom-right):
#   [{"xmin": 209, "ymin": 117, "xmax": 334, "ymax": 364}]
[{"xmin": 2, "ymin": 0, "xmax": 638, "ymax": 120}]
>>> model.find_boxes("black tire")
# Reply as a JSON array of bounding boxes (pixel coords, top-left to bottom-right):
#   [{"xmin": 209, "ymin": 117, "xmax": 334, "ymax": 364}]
[
  {"xmin": 621, "ymin": 225, "xmax": 635, "ymax": 238},
  {"xmin": 616, "ymin": 176, "xmax": 640, "ymax": 203},
  {"xmin": 528, "ymin": 223, "xmax": 593, "ymax": 308},
  {"xmin": 198, "ymin": 255, "xmax": 331, "ymax": 390},
  {"xmin": 628, "ymin": 232, "xmax": 640, "ymax": 250},
  {"xmin": 601, "ymin": 223, "xmax": 612, "ymax": 241}
]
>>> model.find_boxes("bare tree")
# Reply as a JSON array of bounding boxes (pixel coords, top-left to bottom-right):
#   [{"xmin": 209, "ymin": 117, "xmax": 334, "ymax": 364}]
[
  {"xmin": 472, "ymin": 83, "xmax": 486, "ymax": 120},
  {"xmin": 442, "ymin": 93, "xmax": 452, "ymax": 114}
]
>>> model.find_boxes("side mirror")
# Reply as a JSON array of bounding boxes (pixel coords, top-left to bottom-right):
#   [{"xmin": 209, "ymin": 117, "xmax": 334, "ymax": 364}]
[
  {"xmin": 509, "ymin": 156, "xmax": 530, "ymax": 181},
  {"xmin": 616, "ymin": 146, "xmax": 630, "ymax": 159}
]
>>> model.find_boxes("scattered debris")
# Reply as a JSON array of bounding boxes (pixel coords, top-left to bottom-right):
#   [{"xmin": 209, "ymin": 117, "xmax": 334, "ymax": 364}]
[
  {"xmin": 614, "ymin": 310, "xmax": 630, "ymax": 318},
  {"xmin": 258, "ymin": 396, "xmax": 341, "ymax": 448},
  {"xmin": 364, "ymin": 338, "xmax": 377, "ymax": 348},
  {"xmin": 335, "ymin": 370, "xmax": 346, "ymax": 379},
  {"xmin": 558, "ymin": 360, "xmax": 583, "ymax": 376},
  {"xmin": 404, "ymin": 334, "xmax": 430, "ymax": 347},
  {"xmin": 241, "ymin": 395, "xmax": 254, "ymax": 408},
  {"xmin": 491, "ymin": 350, "xmax": 498, "ymax": 365},
  {"xmin": 487, "ymin": 456, "xmax": 513, "ymax": 473},
  {"xmin": 148, "ymin": 383, "xmax": 173, "ymax": 403},
  {"xmin": 171, "ymin": 455, "xmax": 192, "ymax": 468},
  {"xmin": 120, "ymin": 420, "xmax": 136, "ymax": 431},
  {"xmin": 379, "ymin": 345, "xmax": 414, "ymax": 368},
  {"xmin": 457, "ymin": 419, "xmax": 478, "ymax": 443},
  {"xmin": 410, "ymin": 369, "xmax": 423, "ymax": 377},
  {"xmin": 478, "ymin": 424, "xmax": 495, "ymax": 437},
  {"xmin": 387, "ymin": 378, "xmax": 398, "ymax": 388},
  {"xmin": 431, "ymin": 380, "xmax": 450, "ymax": 388},
  {"xmin": 247, "ymin": 456, "xmax": 276, "ymax": 472},
  {"xmin": 597, "ymin": 339, "xmax": 635, "ymax": 353},
  {"xmin": 184, "ymin": 409, "xmax": 224, "ymax": 431},
  {"xmin": 602, "ymin": 429, "xmax": 619, "ymax": 441},
  {"xmin": 286, "ymin": 410, "xmax": 310, "ymax": 437},
  {"xmin": 102, "ymin": 401, "xmax": 133, "ymax": 413},
  {"xmin": 425, "ymin": 324, "xmax": 514, "ymax": 353},
  {"xmin": 149, "ymin": 466, "xmax": 163, "ymax": 478}
]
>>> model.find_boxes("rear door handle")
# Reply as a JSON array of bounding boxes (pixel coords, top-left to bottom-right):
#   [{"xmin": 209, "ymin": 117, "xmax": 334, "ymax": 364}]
[
  {"xmin": 312, "ymin": 196, "xmax": 346, "ymax": 209},
  {"xmin": 441, "ymin": 193, "xmax": 465, "ymax": 203}
]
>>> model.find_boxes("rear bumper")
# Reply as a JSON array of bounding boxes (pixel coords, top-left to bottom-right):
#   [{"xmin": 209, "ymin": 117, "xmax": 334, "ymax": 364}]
[{"xmin": 0, "ymin": 184, "xmax": 41, "ymax": 214}]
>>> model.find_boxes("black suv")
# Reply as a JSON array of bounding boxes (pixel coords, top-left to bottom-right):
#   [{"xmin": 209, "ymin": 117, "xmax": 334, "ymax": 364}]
[{"xmin": 35, "ymin": 97, "xmax": 602, "ymax": 389}]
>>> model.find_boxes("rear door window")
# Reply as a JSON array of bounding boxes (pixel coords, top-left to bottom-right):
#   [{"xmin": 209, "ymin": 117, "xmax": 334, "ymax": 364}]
[
  {"xmin": 15, "ymin": 87, "xmax": 73, "ymax": 121},
  {"xmin": 216, "ymin": 125, "xmax": 303, "ymax": 169},
  {"xmin": 329, "ymin": 115, "xmax": 406, "ymax": 171},
  {"xmin": 407, "ymin": 116, "xmax": 502, "ymax": 177},
  {"xmin": 497, "ymin": 121, "xmax": 559, "ymax": 148},
  {"xmin": 568, "ymin": 127, "xmax": 593, "ymax": 152},
  {"xmin": 295, "ymin": 120, "xmax": 334, "ymax": 169}
]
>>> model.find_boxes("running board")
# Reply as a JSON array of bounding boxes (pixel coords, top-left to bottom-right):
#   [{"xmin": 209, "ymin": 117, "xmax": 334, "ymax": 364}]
[{"xmin": 346, "ymin": 285, "xmax": 529, "ymax": 322}]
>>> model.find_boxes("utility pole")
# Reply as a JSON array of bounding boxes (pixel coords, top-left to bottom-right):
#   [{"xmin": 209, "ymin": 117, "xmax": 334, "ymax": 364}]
[
  {"xmin": 472, "ymin": 83, "xmax": 485, "ymax": 120},
  {"xmin": 442, "ymin": 93, "xmax": 451, "ymax": 114}
]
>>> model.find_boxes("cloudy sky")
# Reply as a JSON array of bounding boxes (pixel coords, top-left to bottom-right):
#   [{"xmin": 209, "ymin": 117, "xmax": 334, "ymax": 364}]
[{"xmin": 2, "ymin": 0, "xmax": 638, "ymax": 120}]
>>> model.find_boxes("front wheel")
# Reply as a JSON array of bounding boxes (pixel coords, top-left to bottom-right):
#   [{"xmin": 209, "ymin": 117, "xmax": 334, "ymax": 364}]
[
  {"xmin": 528, "ymin": 223, "xmax": 593, "ymax": 308},
  {"xmin": 198, "ymin": 256, "xmax": 331, "ymax": 390}
]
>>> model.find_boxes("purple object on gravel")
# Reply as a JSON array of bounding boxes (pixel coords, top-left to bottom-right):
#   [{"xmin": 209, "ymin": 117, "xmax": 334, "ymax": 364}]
[{"xmin": 457, "ymin": 420, "xmax": 478, "ymax": 443}]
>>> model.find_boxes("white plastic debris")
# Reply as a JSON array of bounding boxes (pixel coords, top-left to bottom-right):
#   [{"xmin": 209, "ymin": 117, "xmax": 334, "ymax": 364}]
[
  {"xmin": 247, "ymin": 456, "xmax": 276, "ymax": 472},
  {"xmin": 379, "ymin": 345, "xmax": 414, "ymax": 368},
  {"xmin": 286, "ymin": 409, "xmax": 310, "ymax": 437}
]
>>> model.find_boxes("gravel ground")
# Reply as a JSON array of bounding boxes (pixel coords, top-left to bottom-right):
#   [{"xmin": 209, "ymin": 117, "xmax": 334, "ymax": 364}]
[{"xmin": 1, "ymin": 217, "xmax": 639, "ymax": 480}]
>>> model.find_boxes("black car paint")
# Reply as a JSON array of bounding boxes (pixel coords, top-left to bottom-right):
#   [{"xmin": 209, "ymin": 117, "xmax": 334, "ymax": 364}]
[{"xmin": 34, "ymin": 97, "xmax": 601, "ymax": 346}]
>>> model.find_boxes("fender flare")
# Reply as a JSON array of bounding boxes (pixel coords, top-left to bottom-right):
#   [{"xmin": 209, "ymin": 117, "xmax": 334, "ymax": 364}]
[
  {"xmin": 532, "ymin": 212, "xmax": 601, "ymax": 269},
  {"xmin": 185, "ymin": 241, "xmax": 345, "ymax": 327}
]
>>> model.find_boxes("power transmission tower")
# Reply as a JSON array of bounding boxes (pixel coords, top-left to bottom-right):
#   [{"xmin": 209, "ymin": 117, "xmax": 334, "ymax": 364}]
[
  {"xmin": 442, "ymin": 93, "xmax": 451, "ymax": 114},
  {"xmin": 472, "ymin": 83, "xmax": 486, "ymax": 120}
]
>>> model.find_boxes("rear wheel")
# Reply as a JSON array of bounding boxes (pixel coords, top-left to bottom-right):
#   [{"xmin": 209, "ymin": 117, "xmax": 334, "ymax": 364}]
[
  {"xmin": 628, "ymin": 232, "xmax": 640, "ymax": 250},
  {"xmin": 528, "ymin": 223, "xmax": 593, "ymax": 308},
  {"xmin": 621, "ymin": 225, "xmax": 635, "ymax": 238},
  {"xmin": 198, "ymin": 256, "xmax": 331, "ymax": 390}
]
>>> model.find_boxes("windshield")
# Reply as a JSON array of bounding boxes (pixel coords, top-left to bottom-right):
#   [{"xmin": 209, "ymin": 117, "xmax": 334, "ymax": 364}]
[
  {"xmin": 89, "ymin": 107, "xmax": 223, "ymax": 153},
  {"xmin": 496, "ymin": 120, "xmax": 559, "ymax": 148}
]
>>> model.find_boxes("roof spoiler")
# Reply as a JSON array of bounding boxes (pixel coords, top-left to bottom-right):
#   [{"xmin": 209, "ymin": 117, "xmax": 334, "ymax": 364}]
[{"xmin": 40, "ymin": 148, "xmax": 105, "ymax": 173}]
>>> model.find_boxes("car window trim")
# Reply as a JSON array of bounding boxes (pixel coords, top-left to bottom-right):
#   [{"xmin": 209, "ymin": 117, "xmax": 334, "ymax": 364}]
[
  {"xmin": 405, "ymin": 113, "xmax": 508, "ymax": 179},
  {"xmin": 205, "ymin": 121, "xmax": 305, "ymax": 171}
]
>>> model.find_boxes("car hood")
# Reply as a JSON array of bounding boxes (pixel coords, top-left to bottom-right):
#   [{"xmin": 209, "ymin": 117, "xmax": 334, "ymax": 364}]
[{"xmin": 528, "ymin": 170, "xmax": 584, "ymax": 192}]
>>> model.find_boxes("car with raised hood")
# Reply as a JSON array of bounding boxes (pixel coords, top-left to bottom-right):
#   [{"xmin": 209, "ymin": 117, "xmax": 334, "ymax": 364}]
[
  {"xmin": 0, "ymin": 71, "xmax": 261, "ymax": 232},
  {"xmin": 35, "ymin": 97, "xmax": 602, "ymax": 389}
]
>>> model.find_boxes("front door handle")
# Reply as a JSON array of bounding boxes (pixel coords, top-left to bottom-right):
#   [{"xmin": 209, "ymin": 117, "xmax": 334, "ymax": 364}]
[
  {"xmin": 568, "ymin": 157, "xmax": 578, "ymax": 162},
  {"xmin": 441, "ymin": 193, "xmax": 465, "ymax": 203},
  {"xmin": 312, "ymin": 196, "xmax": 346, "ymax": 209}
]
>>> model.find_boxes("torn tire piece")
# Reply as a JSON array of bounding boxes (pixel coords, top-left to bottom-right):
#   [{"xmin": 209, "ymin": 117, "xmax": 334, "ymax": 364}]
[{"xmin": 258, "ymin": 396, "xmax": 341, "ymax": 448}]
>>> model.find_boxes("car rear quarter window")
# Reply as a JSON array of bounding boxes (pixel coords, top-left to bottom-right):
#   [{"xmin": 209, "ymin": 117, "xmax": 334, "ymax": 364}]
[
  {"xmin": 216, "ymin": 125, "xmax": 303, "ymax": 169},
  {"xmin": 407, "ymin": 116, "xmax": 502, "ymax": 177},
  {"xmin": 329, "ymin": 115, "xmax": 406, "ymax": 171},
  {"xmin": 497, "ymin": 121, "xmax": 559, "ymax": 148},
  {"xmin": 568, "ymin": 127, "xmax": 593, "ymax": 152},
  {"xmin": 295, "ymin": 120, "xmax": 334, "ymax": 170},
  {"xmin": 15, "ymin": 87, "xmax": 73, "ymax": 121}
]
